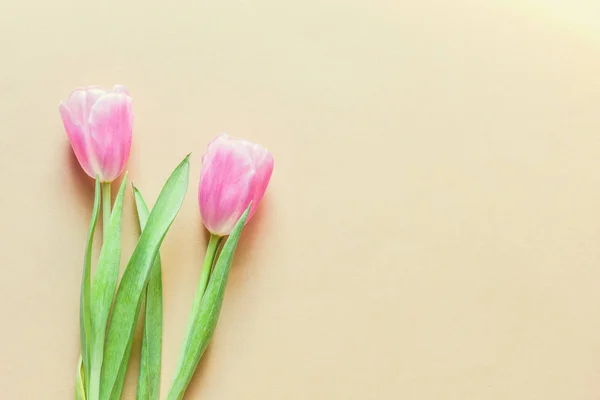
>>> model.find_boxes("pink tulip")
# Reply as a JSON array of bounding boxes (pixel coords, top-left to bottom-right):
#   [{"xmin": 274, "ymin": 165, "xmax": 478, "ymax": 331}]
[
  {"xmin": 199, "ymin": 134, "xmax": 274, "ymax": 236},
  {"xmin": 59, "ymin": 85, "xmax": 133, "ymax": 182}
]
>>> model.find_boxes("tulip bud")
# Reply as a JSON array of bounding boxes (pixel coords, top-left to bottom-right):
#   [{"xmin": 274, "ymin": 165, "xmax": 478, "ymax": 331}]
[
  {"xmin": 59, "ymin": 85, "xmax": 133, "ymax": 182},
  {"xmin": 198, "ymin": 133, "xmax": 274, "ymax": 236}
]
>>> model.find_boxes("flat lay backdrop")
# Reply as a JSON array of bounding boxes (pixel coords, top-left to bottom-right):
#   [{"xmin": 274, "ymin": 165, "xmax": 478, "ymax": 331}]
[{"xmin": 1, "ymin": 0, "xmax": 600, "ymax": 398}]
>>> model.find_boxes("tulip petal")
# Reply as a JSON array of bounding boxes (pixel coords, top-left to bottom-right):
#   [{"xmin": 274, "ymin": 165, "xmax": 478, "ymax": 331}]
[
  {"xmin": 199, "ymin": 143, "xmax": 254, "ymax": 235},
  {"xmin": 198, "ymin": 134, "xmax": 274, "ymax": 235},
  {"xmin": 65, "ymin": 87, "xmax": 107, "ymax": 125},
  {"xmin": 88, "ymin": 93, "xmax": 133, "ymax": 182},
  {"xmin": 113, "ymin": 85, "xmax": 130, "ymax": 96},
  {"xmin": 202, "ymin": 133, "xmax": 229, "ymax": 163},
  {"xmin": 60, "ymin": 102, "xmax": 95, "ymax": 178},
  {"xmin": 249, "ymin": 149, "xmax": 274, "ymax": 219}
]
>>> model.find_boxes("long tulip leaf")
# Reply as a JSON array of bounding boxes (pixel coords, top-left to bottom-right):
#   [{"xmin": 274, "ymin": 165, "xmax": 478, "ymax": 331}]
[
  {"xmin": 109, "ymin": 295, "xmax": 144, "ymax": 400},
  {"xmin": 88, "ymin": 175, "xmax": 128, "ymax": 399},
  {"xmin": 133, "ymin": 187, "xmax": 163, "ymax": 400},
  {"xmin": 166, "ymin": 204, "xmax": 250, "ymax": 400},
  {"xmin": 80, "ymin": 178, "xmax": 101, "ymax": 394},
  {"xmin": 99, "ymin": 155, "xmax": 190, "ymax": 400}
]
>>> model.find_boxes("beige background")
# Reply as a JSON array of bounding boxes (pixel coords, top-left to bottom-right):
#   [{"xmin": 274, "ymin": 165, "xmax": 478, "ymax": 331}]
[{"xmin": 1, "ymin": 0, "xmax": 600, "ymax": 398}]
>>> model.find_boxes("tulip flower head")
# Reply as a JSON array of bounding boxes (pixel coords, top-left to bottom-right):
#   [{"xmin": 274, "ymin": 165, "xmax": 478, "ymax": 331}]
[
  {"xmin": 59, "ymin": 85, "xmax": 133, "ymax": 182},
  {"xmin": 198, "ymin": 134, "xmax": 274, "ymax": 236}
]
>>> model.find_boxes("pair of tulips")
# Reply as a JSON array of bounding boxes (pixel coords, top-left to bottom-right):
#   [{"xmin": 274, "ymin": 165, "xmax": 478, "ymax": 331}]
[{"xmin": 60, "ymin": 85, "xmax": 274, "ymax": 400}]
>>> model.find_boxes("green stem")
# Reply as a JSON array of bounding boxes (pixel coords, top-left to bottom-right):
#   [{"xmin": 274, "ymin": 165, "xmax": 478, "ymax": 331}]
[
  {"xmin": 197, "ymin": 235, "xmax": 222, "ymax": 299},
  {"xmin": 177, "ymin": 234, "xmax": 222, "ymax": 362},
  {"xmin": 88, "ymin": 181, "xmax": 111, "ymax": 400},
  {"xmin": 102, "ymin": 182, "xmax": 112, "ymax": 243}
]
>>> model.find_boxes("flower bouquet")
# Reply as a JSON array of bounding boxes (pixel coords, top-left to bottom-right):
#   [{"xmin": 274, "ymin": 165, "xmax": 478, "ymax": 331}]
[{"xmin": 60, "ymin": 85, "xmax": 273, "ymax": 400}]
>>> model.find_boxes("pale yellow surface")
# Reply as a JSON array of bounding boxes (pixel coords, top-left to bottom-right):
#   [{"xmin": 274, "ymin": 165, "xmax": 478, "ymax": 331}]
[{"xmin": 1, "ymin": 0, "xmax": 600, "ymax": 398}]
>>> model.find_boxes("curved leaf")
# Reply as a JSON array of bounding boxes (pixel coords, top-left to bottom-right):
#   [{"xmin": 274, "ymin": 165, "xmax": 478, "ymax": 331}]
[
  {"xmin": 166, "ymin": 204, "xmax": 250, "ymax": 400},
  {"xmin": 80, "ymin": 178, "xmax": 101, "ymax": 394},
  {"xmin": 99, "ymin": 155, "xmax": 190, "ymax": 400},
  {"xmin": 133, "ymin": 188, "xmax": 163, "ymax": 400},
  {"xmin": 75, "ymin": 356, "xmax": 86, "ymax": 400},
  {"xmin": 88, "ymin": 175, "xmax": 128, "ymax": 400}
]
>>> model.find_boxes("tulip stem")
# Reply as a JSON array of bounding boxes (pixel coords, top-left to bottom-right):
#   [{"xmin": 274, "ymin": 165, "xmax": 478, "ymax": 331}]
[
  {"xmin": 176, "ymin": 234, "xmax": 222, "ymax": 373},
  {"xmin": 183, "ymin": 234, "xmax": 222, "ymax": 342},
  {"xmin": 102, "ymin": 182, "xmax": 111, "ymax": 243},
  {"xmin": 197, "ymin": 234, "xmax": 223, "ymax": 299}
]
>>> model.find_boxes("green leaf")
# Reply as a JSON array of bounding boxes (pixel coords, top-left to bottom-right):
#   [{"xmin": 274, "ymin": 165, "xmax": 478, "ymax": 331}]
[
  {"xmin": 137, "ymin": 332, "xmax": 149, "ymax": 400},
  {"xmin": 133, "ymin": 187, "xmax": 163, "ymax": 400},
  {"xmin": 99, "ymin": 155, "xmax": 190, "ymax": 400},
  {"xmin": 88, "ymin": 175, "xmax": 128, "ymax": 400},
  {"xmin": 109, "ymin": 296, "xmax": 144, "ymax": 400},
  {"xmin": 166, "ymin": 204, "xmax": 251, "ymax": 400},
  {"xmin": 80, "ymin": 178, "xmax": 101, "ymax": 394},
  {"xmin": 75, "ymin": 356, "xmax": 86, "ymax": 400}
]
